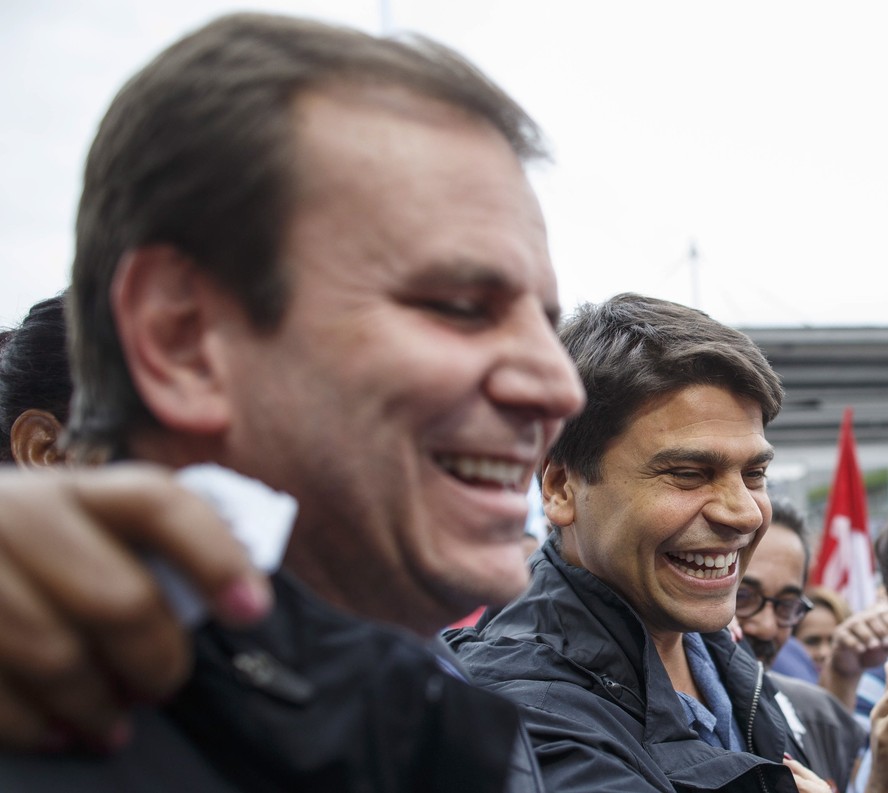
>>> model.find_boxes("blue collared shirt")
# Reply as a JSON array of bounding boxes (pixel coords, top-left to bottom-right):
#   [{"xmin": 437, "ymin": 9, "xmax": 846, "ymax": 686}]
[{"xmin": 676, "ymin": 632, "xmax": 745, "ymax": 751}]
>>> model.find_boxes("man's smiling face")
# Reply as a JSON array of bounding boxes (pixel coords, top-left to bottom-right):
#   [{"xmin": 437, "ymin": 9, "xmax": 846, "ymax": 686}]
[
  {"xmin": 558, "ymin": 384, "xmax": 773, "ymax": 643},
  {"xmin": 222, "ymin": 86, "xmax": 585, "ymax": 635}
]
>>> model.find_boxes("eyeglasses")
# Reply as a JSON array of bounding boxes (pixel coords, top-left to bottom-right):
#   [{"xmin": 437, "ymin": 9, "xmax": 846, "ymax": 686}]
[{"xmin": 735, "ymin": 586, "xmax": 813, "ymax": 627}]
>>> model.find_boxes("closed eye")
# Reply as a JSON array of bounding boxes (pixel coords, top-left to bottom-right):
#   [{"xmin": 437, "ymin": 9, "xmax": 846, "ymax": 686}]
[
  {"xmin": 743, "ymin": 468, "xmax": 768, "ymax": 487},
  {"xmin": 664, "ymin": 468, "xmax": 709, "ymax": 486},
  {"xmin": 420, "ymin": 297, "xmax": 489, "ymax": 321}
]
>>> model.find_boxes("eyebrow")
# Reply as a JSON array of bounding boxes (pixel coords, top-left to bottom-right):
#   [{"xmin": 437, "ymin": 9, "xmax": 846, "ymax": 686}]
[
  {"xmin": 740, "ymin": 576, "xmax": 804, "ymax": 597},
  {"xmin": 647, "ymin": 447, "xmax": 775, "ymax": 469},
  {"xmin": 406, "ymin": 261, "xmax": 512, "ymax": 289}
]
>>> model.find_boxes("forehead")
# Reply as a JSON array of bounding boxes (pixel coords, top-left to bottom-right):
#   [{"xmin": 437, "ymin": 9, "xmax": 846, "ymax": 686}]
[
  {"xmin": 745, "ymin": 523, "xmax": 806, "ymax": 588},
  {"xmin": 618, "ymin": 385, "xmax": 772, "ymax": 462},
  {"xmin": 285, "ymin": 85, "xmax": 558, "ymax": 300},
  {"xmin": 798, "ymin": 604, "xmax": 839, "ymax": 630}
]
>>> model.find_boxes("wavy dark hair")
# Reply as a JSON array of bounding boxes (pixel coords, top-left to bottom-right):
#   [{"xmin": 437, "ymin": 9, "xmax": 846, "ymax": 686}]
[{"xmin": 548, "ymin": 293, "xmax": 784, "ymax": 483}]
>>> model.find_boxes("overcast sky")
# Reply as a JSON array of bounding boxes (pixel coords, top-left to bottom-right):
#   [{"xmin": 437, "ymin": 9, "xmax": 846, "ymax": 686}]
[{"xmin": 2, "ymin": 1, "xmax": 887, "ymax": 331}]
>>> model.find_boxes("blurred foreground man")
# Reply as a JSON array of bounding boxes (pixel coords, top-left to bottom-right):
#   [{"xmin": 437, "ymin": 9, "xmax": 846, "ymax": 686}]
[
  {"xmin": 735, "ymin": 498, "xmax": 867, "ymax": 792},
  {"xmin": 0, "ymin": 12, "xmax": 585, "ymax": 791},
  {"xmin": 449, "ymin": 294, "xmax": 830, "ymax": 792}
]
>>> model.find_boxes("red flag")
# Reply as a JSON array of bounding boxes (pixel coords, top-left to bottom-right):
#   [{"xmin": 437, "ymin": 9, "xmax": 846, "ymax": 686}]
[{"xmin": 810, "ymin": 407, "xmax": 877, "ymax": 612}]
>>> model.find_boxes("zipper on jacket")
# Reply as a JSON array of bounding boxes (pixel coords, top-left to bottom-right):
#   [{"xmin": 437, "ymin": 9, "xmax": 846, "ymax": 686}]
[
  {"xmin": 746, "ymin": 661, "xmax": 771, "ymax": 793},
  {"xmin": 562, "ymin": 655, "xmax": 645, "ymax": 714},
  {"xmin": 232, "ymin": 649, "xmax": 315, "ymax": 705}
]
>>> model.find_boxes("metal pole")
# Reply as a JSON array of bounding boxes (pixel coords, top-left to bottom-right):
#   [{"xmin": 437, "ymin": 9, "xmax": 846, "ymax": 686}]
[
  {"xmin": 379, "ymin": 0, "xmax": 394, "ymax": 34},
  {"xmin": 688, "ymin": 239, "xmax": 701, "ymax": 309}
]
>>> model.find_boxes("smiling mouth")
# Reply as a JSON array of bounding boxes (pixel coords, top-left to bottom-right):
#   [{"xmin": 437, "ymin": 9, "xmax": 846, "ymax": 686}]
[
  {"xmin": 435, "ymin": 454, "xmax": 526, "ymax": 490},
  {"xmin": 666, "ymin": 550, "xmax": 739, "ymax": 580}
]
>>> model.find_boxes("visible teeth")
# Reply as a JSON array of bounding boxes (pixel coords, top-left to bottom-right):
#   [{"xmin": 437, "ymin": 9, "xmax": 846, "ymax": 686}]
[
  {"xmin": 437, "ymin": 455, "xmax": 524, "ymax": 487},
  {"xmin": 669, "ymin": 550, "xmax": 738, "ymax": 579}
]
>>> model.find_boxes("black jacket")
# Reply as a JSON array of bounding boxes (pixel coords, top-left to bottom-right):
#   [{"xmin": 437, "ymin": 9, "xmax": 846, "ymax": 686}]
[
  {"xmin": 0, "ymin": 572, "xmax": 536, "ymax": 792},
  {"xmin": 448, "ymin": 541, "xmax": 800, "ymax": 793}
]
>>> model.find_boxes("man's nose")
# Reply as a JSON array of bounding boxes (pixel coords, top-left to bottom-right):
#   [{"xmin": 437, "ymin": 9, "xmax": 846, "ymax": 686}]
[
  {"xmin": 705, "ymin": 475, "xmax": 765, "ymax": 535},
  {"xmin": 486, "ymin": 305, "xmax": 585, "ymax": 421},
  {"xmin": 744, "ymin": 601, "xmax": 781, "ymax": 639}
]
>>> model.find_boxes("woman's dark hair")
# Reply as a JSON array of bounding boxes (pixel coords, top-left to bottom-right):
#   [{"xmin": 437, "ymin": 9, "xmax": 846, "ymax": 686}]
[{"xmin": 0, "ymin": 293, "xmax": 72, "ymax": 462}]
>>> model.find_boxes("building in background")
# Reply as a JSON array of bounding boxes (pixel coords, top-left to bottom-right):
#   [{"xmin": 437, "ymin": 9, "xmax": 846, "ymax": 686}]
[{"xmin": 745, "ymin": 325, "xmax": 888, "ymax": 570}]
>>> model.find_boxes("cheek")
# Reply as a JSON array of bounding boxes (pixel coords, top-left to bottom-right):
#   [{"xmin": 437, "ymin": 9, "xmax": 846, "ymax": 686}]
[
  {"xmin": 737, "ymin": 538, "xmax": 767, "ymax": 577},
  {"xmin": 360, "ymin": 346, "xmax": 485, "ymax": 423}
]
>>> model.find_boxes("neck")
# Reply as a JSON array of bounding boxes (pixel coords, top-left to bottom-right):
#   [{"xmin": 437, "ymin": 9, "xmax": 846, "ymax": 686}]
[
  {"xmin": 283, "ymin": 518, "xmax": 455, "ymax": 641},
  {"xmin": 651, "ymin": 629, "xmax": 701, "ymax": 700}
]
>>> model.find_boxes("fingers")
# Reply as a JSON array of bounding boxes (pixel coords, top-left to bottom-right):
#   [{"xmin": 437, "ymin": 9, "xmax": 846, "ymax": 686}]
[
  {"xmin": 67, "ymin": 463, "xmax": 274, "ymax": 626},
  {"xmin": 839, "ymin": 605, "xmax": 888, "ymax": 649},
  {"xmin": 783, "ymin": 756, "xmax": 835, "ymax": 793},
  {"xmin": 830, "ymin": 604, "xmax": 888, "ymax": 674},
  {"xmin": 0, "ymin": 528, "xmax": 135, "ymax": 748},
  {"xmin": 727, "ymin": 616, "xmax": 744, "ymax": 643},
  {"xmin": 0, "ymin": 463, "xmax": 274, "ymax": 749}
]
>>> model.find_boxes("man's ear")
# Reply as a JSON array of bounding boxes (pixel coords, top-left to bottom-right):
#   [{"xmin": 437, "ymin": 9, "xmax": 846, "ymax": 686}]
[
  {"xmin": 10, "ymin": 409, "xmax": 65, "ymax": 467},
  {"xmin": 111, "ymin": 245, "xmax": 233, "ymax": 436},
  {"xmin": 540, "ymin": 457, "xmax": 576, "ymax": 528}
]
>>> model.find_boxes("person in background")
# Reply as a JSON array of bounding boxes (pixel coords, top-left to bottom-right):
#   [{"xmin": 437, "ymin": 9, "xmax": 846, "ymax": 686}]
[
  {"xmin": 0, "ymin": 12, "xmax": 587, "ymax": 791},
  {"xmin": 794, "ymin": 586, "xmax": 853, "ymax": 676},
  {"xmin": 0, "ymin": 293, "xmax": 71, "ymax": 466},
  {"xmin": 841, "ymin": 525, "xmax": 888, "ymax": 793},
  {"xmin": 449, "ymin": 294, "xmax": 829, "ymax": 793},
  {"xmin": 819, "ymin": 527, "xmax": 888, "ymax": 723},
  {"xmin": 850, "ymin": 660, "xmax": 888, "ymax": 793},
  {"xmin": 735, "ymin": 496, "xmax": 867, "ymax": 793}
]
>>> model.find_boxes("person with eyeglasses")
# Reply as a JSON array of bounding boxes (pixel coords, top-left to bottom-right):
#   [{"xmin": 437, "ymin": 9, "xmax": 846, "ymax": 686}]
[
  {"xmin": 735, "ymin": 497, "xmax": 868, "ymax": 793},
  {"xmin": 736, "ymin": 585, "xmax": 814, "ymax": 637}
]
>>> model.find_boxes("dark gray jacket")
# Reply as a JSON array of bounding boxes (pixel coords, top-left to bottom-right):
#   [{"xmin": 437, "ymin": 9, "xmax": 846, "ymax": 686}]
[
  {"xmin": 448, "ymin": 541, "xmax": 800, "ymax": 793},
  {"xmin": 0, "ymin": 572, "xmax": 536, "ymax": 792}
]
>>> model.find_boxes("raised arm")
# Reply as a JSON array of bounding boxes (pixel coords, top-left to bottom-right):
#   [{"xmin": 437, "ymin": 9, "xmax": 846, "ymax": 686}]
[{"xmin": 819, "ymin": 602, "xmax": 888, "ymax": 712}]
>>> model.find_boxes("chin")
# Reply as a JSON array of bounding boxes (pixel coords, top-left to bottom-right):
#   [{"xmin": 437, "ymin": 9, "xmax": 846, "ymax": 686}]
[
  {"xmin": 679, "ymin": 606, "xmax": 735, "ymax": 635},
  {"xmin": 697, "ymin": 615, "xmax": 735, "ymax": 634},
  {"xmin": 451, "ymin": 555, "xmax": 529, "ymax": 611}
]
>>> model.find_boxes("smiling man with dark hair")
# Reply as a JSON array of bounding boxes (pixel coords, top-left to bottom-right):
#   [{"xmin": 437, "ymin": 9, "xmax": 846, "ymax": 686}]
[{"xmin": 450, "ymin": 293, "xmax": 832, "ymax": 793}]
